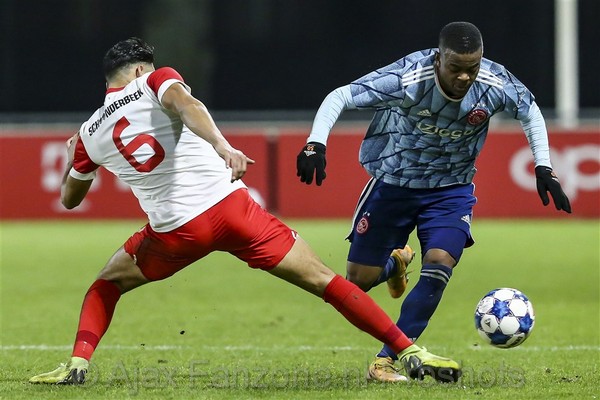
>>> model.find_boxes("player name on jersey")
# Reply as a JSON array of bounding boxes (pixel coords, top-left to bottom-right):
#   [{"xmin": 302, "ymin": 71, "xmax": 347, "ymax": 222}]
[{"xmin": 88, "ymin": 89, "xmax": 144, "ymax": 136}]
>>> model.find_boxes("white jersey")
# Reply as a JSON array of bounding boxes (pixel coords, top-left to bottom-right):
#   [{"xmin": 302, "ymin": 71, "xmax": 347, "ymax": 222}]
[{"xmin": 71, "ymin": 67, "xmax": 245, "ymax": 232}]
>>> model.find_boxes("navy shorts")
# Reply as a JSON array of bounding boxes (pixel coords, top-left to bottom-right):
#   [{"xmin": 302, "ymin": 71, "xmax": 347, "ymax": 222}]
[{"xmin": 347, "ymin": 178, "xmax": 477, "ymax": 267}]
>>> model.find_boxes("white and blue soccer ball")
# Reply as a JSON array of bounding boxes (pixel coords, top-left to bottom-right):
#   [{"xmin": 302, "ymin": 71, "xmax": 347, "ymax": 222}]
[{"xmin": 474, "ymin": 288, "xmax": 535, "ymax": 348}]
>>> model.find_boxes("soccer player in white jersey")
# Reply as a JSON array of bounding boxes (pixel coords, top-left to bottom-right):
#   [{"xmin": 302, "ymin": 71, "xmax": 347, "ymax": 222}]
[
  {"xmin": 297, "ymin": 22, "xmax": 571, "ymax": 382},
  {"xmin": 29, "ymin": 37, "xmax": 463, "ymax": 385}
]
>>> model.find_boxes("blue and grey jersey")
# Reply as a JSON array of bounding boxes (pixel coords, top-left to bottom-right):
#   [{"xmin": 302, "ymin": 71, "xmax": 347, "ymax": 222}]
[{"xmin": 307, "ymin": 48, "xmax": 551, "ymax": 189}]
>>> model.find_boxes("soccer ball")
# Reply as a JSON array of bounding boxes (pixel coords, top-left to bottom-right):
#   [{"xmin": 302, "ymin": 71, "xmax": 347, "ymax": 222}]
[{"xmin": 474, "ymin": 288, "xmax": 535, "ymax": 348}]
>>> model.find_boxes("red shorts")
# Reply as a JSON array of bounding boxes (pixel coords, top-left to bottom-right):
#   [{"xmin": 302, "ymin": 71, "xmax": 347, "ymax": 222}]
[{"xmin": 124, "ymin": 189, "xmax": 297, "ymax": 281}]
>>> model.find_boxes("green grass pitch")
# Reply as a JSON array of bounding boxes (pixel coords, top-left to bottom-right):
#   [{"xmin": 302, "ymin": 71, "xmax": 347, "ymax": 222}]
[{"xmin": 1, "ymin": 219, "xmax": 598, "ymax": 399}]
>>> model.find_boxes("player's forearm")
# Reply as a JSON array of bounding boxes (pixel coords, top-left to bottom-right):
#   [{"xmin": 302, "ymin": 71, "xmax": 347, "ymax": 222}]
[
  {"xmin": 60, "ymin": 162, "xmax": 77, "ymax": 209},
  {"xmin": 61, "ymin": 168, "xmax": 93, "ymax": 209},
  {"xmin": 307, "ymin": 85, "xmax": 355, "ymax": 145},
  {"xmin": 179, "ymin": 101, "xmax": 230, "ymax": 149},
  {"xmin": 520, "ymin": 102, "xmax": 552, "ymax": 168}
]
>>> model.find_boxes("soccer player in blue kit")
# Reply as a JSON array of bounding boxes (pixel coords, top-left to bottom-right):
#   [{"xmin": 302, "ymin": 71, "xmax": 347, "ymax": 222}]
[{"xmin": 297, "ymin": 21, "xmax": 571, "ymax": 382}]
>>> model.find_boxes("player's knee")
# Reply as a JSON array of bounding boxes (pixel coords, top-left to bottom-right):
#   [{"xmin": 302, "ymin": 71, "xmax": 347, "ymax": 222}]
[
  {"xmin": 345, "ymin": 269, "xmax": 375, "ymax": 291},
  {"xmin": 422, "ymin": 248, "xmax": 458, "ymax": 267},
  {"xmin": 96, "ymin": 249, "xmax": 148, "ymax": 292}
]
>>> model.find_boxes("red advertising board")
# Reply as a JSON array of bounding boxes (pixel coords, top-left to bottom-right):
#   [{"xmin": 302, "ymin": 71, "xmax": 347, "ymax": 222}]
[
  {"xmin": 0, "ymin": 129, "xmax": 271, "ymax": 220},
  {"xmin": 473, "ymin": 131, "xmax": 599, "ymax": 218},
  {"xmin": 277, "ymin": 128, "xmax": 599, "ymax": 218},
  {"xmin": 1, "ymin": 127, "xmax": 598, "ymax": 220},
  {"xmin": 0, "ymin": 134, "xmax": 143, "ymax": 219},
  {"xmin": 276, "ymin": 127, "xmax": 370, "ymax": 218}
]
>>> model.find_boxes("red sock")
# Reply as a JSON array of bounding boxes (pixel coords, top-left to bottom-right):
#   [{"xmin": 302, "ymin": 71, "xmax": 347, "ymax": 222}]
[
  {"xmin": 72, "ymin": 279, "xmax": 121, "ymax": 360},
  {"xmin": 323, "ymin": 275, "xmax": 413, "ymax": 354}
]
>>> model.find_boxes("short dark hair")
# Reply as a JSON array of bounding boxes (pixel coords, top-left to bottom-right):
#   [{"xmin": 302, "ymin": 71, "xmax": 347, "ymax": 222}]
[
  {"xmin": 439, "ymin": 22, "xmax": 483, "ymax": 54},
  {"xmin": 102, "ymin": 37, "xmax": 154, "ymax": 80}
]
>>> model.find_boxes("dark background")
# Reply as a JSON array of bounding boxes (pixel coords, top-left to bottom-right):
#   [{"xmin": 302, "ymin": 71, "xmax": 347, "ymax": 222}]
[{"xmin": 1, "ymin": 0, "xmax": 599, "ymax": 113}]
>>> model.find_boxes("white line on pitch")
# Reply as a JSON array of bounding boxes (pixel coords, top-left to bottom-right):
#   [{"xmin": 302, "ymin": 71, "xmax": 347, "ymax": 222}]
[
  {"xmin": 1, "ymin": 344, "xmax": 598, "ymax": 352},
  {"xmin": 0, "ymin": 345, "xmax": 185, "ymax": 351},
  {"xmin": 468, "ymin": 344, "xmax": 600, "ymax": 352}
]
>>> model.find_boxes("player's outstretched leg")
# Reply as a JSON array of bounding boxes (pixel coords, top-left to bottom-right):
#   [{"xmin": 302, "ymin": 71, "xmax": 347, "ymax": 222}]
[
  {"xmin": 269, "ymin": 237, "xmax": 462, "ymax": 383},
  {"xmin": 29, "ymin": 357, "xmax": 88, "ymax": 384},
  {"xmin": 268, "ymin": 237, "xmax": 414, "ymax": 358},
  {"xmin": 399, "ymin": 344, "xmax": 462, "ymax": 383},
  {"xmin": 387, "ymin": 245, "xmax": 415, "ymax": 299},
  {"xmin": 29, "ymin": 247, "xmax": 148, "ymax": 385}
]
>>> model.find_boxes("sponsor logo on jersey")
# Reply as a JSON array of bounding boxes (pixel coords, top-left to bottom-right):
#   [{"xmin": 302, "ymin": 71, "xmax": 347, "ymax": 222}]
[
  {"xmin": 417, "ymin": 109, "xmax": 432, "ymax": 117},
  {"xmin": 467, "ymin": 108, "xmax": 489, "ymax": 126},
  {"xmin": 416, "ymin": 122, "xmax": 475, "ymax": 139}
]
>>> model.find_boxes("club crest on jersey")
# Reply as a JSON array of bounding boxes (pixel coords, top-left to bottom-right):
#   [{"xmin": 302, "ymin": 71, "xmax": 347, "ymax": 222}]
[
  {"xmin": 467, "ymin": 109, "xmax": 488, "ymax": 126},
  {"xmin": 356, "ymin": 216, "xmax": 369, "ymax": 234}
]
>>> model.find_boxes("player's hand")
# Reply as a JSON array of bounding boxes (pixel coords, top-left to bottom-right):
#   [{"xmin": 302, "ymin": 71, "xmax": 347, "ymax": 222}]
[
  {"xmin": 214, "ymin": 142, "xmax": 255, "ymax": 182},
  {"xmin": 297, "ymin": 142, "xmax": 326, "ymax": 185},
  {"xmin": 535, "ymin": 166, "xmax": 571, "ymax": 213}
]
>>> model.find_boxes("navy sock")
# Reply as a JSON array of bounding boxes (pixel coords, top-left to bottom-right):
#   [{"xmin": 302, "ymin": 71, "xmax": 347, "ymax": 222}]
[
  {"xmin": 369, "ymin": 256, "xmax": 397, "ymax": 289},
  {"xmin": 377, "ymin": 264, "xmax": 453, "ymax": 359}
]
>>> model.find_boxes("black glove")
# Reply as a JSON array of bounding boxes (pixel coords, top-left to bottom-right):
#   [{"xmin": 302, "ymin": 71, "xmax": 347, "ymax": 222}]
[
  {"xmin": 535, "ymin": 166, "xmax": 571, "ymax": 213},
  {"xmin": 297, "ymin": 142, "xmax": 327, "ymax": 185}
]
